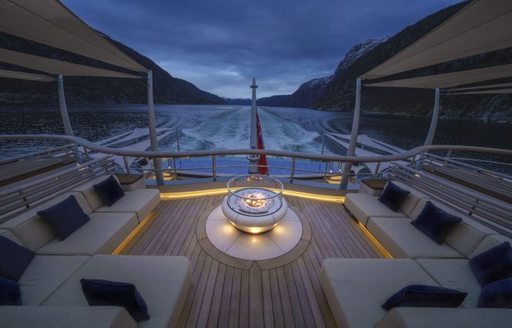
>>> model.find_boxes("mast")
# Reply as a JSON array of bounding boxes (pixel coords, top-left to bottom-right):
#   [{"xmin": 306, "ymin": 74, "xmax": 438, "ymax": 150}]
[{"xmin": 248, "ymin": 78, "xmax": 258, "ymax": 174}]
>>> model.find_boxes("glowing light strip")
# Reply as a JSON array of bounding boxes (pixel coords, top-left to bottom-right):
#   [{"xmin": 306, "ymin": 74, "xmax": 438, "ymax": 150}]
[
  {"xmin": 112, "ymin": 211, "xmax": 156, "ymax": 255},
  {"xmin": 357, "ymin": 222, "xmax": 393, "ymax": 259},
  {"xmin": 160, "ymin": 188, "xmax": 345, "ymax": 203},
  {"xmin": 160, "ymin": 188, "xmax": 228, "ymax": 200}
]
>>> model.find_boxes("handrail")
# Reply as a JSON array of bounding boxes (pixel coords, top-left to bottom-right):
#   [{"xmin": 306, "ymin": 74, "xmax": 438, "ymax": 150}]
[
  {"xmin": 2, "ymin": 134, "xmax": 512, "ymax": 164},
  {"xmin": 0, "ymin": 144, "xmax": 75, "ymax": 165}
]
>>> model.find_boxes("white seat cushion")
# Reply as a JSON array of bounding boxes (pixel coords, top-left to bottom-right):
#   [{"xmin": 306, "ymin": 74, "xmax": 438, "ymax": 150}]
[
  {"xmin": 415, "ymin": 259, "xmax": 480, "ymax": 308},
  {"xmin": 367, "ymin": 217, "xmax": 463, "ymax": 259},
  {"xmin": 43, "ymin": 255, "xmax": 192, "ymax": 328},
  {"xmin": 19, "ymin": 255, "xmax": 89, "ymax": 305},
  {"xmin": 410, "ymin": 199, "xmax": 496, "ymax": 257},
  {"xmin": 345, "ymin": 193, "xmax": 405, "ymax": 225},
  {"xmin": 95, "ymin": 189, "xmax": 160, "ymax": 222},
  {"xmin": 376, "ymin": 308, "xmax": 512, "ymax": 328},
  {"xmin": 0, "ymin": 306, "xmax": 136, "ymax": 328},
  {"xmin": 0, "ymin": 192, "xmax": 92, "ymax": 251},
  {"xmin": 36, "ymin": 212, "xmax": 137, "ymax": 256},
  {"xmin": 320, "ymin": 258, "xmax": 438, "ymax": 328}
]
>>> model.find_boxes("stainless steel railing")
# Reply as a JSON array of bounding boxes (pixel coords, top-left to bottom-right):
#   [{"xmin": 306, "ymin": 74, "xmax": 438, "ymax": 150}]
[{"xmin": 1, "ymin": 134, "xmax": 512, "ymax": 189}]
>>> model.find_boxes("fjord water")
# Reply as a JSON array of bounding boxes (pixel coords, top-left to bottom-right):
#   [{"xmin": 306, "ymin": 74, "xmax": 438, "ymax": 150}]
[{"xmin": 0, "ymin": 105, "xmax": 510, "ymax": 173}]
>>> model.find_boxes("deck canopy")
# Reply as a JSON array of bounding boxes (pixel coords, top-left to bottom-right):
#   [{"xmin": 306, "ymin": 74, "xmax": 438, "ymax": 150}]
[
  {"xmin": 0, "ymin": 0, "xmax": 146, "ymax": 73},
  {"xmin": 361, "ymin": 0, "xmax": 512, "ymax": 81},
  {"xmin": 0, "ymin": 49, "xmax": 140, "ymax": 78},
  {"xmin": 0, "ymin": 68, "xmax": 54, "ymax": 81},
  {"xmin": 365, "ymin": 64, "xmax": 512, "ymax": 89}
]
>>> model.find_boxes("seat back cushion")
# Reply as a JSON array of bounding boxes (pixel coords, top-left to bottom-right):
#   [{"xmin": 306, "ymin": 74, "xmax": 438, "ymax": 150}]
[
  {"xmin": 0, "ymin": 193, "xmax": 91, "ymax": 251},
  {"xmin": 471, "ymin": 235, "xmax": 512, "ymax": 258},
  {"xmin": 392, "ymin": 181, "xmax": 430, "ymax": 216},
  {"xmin": 411, "ymin": 199, "xmax": 495, "ymax": 257},
  {"xmin": 72, "ymin": 176, "xmax": 120, "ymax": 211}
]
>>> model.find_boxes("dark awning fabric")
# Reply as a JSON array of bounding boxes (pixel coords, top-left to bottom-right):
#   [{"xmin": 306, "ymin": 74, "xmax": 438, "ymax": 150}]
[
  {"xmin": 361, "ymin": 0, "xmax": 512, "ymax": 80},
  {"xmin": 0, "ymin": 0, "xmax": 146, "ymax": 73},
  {"xmin": 364, "ymin": 64, "xmax": 512, "ymax": 89},
  {"xmin": 446, "ymin": 88, "xmax": 512, "ymax": 95},
  {"xmin": 446, "ymin": 82, "xmax": 512, "ymax": 92},
  {"xmin": 0, "ymin": 68, "xmax": 54, "ymax": 81},
  {"xmin": 0, "ymin": 48, "xmax": 140, "ymax": 78}
]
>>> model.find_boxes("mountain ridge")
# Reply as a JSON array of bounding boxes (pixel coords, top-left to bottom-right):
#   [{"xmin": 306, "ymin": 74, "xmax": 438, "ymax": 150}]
[
  {"xmin": 0, "ymin": 31, "xmax": 226, "ymax": 105},
  {"xmin": 259, "ymin": 2, "xmax": 512, "ymax": 124}
]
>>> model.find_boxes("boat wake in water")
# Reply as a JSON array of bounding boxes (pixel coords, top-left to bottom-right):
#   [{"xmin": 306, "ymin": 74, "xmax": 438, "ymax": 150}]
[{"xmin": 178, "ymin": 106, "xmax": 321, "ymax": 153}]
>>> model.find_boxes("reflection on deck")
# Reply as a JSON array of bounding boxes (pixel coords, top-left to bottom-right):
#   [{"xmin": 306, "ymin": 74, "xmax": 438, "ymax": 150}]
[{"xmin": 120, "ymin": 195, "xmax": 381, "ymax": 327}]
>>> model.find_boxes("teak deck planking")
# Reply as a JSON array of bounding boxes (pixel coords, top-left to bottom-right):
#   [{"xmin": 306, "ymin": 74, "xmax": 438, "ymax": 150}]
[{"xmin": 122, "ymin": 195, "xmax": 381, "ymax": 327}]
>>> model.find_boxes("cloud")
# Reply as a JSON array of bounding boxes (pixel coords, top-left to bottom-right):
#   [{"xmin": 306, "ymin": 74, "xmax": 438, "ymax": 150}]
[{"xmin": 63, "ymin": 0, "xmax": 461, "ymax": 98}]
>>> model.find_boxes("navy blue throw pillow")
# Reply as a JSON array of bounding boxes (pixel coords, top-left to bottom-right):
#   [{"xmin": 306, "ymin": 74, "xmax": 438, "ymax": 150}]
[
  {"xmin": 478, "ymin": 278, "xmax": 512, "ymax": 308},
  {"xmin": 470, "ymin": 242, "xmax": 512, "ymax": 287},
  {"xmin": 378, "ymin": 182, "xmax": 410, "ymax": 212},
  {"xmin": 0, "ymin": 236, "xmax": 35, "ymax": 281},
  {"xmin": 93, "ymin": 176, "xmax": 125, "ymax": 207},
  {"xmin": 411, "ymin": 201, "xmax": 461, "ymax": 244},
  {"xmin": 81, "ymin": 279, "xmax": 149, "ymax": 321},
  {"xmin": 382, "ymin": 285, "xmax": 467, "ymax": 311},
  {"xmin": 38, "ymin": 196, "xmax": 90, "ymax": 241},
  {"xmin": 0, "ymin": 277, "xmax": 22, "ymax": 305}
]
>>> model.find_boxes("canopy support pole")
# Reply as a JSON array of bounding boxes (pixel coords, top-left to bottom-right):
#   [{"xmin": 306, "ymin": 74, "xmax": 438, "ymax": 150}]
[
  {"xmin": 424, "ymin": 88, "xmax": 440, "ymax": 145},
  {"xmin": 58, "ymin": 75, "xmax": 81, "ymax": 162},
  {"xmin": 248, "ymin": 78, "xmax": 258, "ymax": 174},
  {"xmin": 58, "ymin": 75, "xmax": 74, "ymax": 136},
  {"xmin": 340, "ymin": 78, "xmax": 361, "ymax": 190},
  {"xmin": 147, "ymin": 71, "xmax": 164, "ymax": 185}
]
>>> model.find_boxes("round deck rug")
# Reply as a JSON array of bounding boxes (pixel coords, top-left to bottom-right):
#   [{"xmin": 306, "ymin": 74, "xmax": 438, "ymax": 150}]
[{"xmin": 205, "ymin": 205, "xmax": 303, "ymax": 261}]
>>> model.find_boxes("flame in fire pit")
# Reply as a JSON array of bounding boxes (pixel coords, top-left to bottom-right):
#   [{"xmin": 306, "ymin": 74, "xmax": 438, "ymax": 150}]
[{"xmin": 243, "ymin": 193, "xmax": 266, "ymax": 208}]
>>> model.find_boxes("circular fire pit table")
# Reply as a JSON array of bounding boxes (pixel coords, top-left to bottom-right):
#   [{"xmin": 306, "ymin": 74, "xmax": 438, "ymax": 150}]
[{"xmin": 222, "ymin": 175, "xmax": 288, "ymax": 234}]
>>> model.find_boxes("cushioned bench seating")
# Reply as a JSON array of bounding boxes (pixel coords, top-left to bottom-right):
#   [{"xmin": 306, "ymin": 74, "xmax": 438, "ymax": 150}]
[
  {"xmin": 366, "ymin": 199, "xmax": 496, "ymax": 259},
  {"xmin": 0, "ymin": 192, "xmax": 138, "ymax": 255},
  {"xmin": 344, "ymin": 181, "xmax": 429, "ymax": 225},
  {"xmin": 1, "ymin": 224, "xmax": 191, "ymax": 328},
  {"xmin": 43, "ymin": 255, "xmax": 192, "ymax": 328},
  {"xmin": 345, "ymin": 181, "xmax": 496, "ymax": 259},
  {"xmin": 71, "ymin": 176, "xmax": 160, "ymax": 222},
  {"xmin": 320, "ymin": 235, "xmax": 512, "ymax": 328},
  {"xmin": 0, "ymin": 306, "xmax": 136, "ymax": 328}
]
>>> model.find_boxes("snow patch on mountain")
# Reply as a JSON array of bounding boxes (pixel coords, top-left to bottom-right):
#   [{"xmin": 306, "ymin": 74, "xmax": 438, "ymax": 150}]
[{"xmin": 335, "ymin": 38, "xmax": 387, "ymax": 72}]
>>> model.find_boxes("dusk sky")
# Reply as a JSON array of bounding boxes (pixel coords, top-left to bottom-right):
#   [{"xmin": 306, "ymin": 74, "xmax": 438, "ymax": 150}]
[{"xmin": 64, "ymin": 0, "xmax": 461, "ymax": 98}]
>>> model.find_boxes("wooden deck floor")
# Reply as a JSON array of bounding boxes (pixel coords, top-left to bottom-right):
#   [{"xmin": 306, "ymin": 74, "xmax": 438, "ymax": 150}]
[{"xmin": 122, "ymin": 195, "xmax": 381, "ymax": 328}]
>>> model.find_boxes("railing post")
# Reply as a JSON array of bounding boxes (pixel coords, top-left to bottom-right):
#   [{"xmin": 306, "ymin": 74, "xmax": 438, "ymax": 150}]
[
  {"xmin": 212, "ymin": 155, "xmax": 217, "ymax": 182},
  {"xmin": 123, "ymin": 156, "xmax": 130, "ymax": 174},
  {"xmin": 323, "ymin": 160, "xmax": 330, "ymax": 181},
  {"xmin": 290, "ymin": 157, "xmax": 296, "ymax": 183},
  {"xmin": 83, "ymin": 146, "xmax": 89, "ymax": 161},
  {"xmin": 176, "ymin": 129, "xmax": 181, "ymax": 151},
  {"xmin": 374, "ymin": 162, "xmax": 381, "ymax": 176},
  {"xmin": 172, "ymin": 157, "xmax": 178, "ymax": 179},
  {"xmin": 446, "ymin": 149, "xmax": 452, "ymax": 161},
  {"xmin": 321, "ymin": 131, "xmax": 325, "ymax": 154}
]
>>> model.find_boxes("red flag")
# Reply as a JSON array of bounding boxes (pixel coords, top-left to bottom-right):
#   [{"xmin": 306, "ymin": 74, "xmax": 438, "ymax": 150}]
[{"xmin": 256, "ymin": 111, "xmax": 269, "ymax": 175}]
